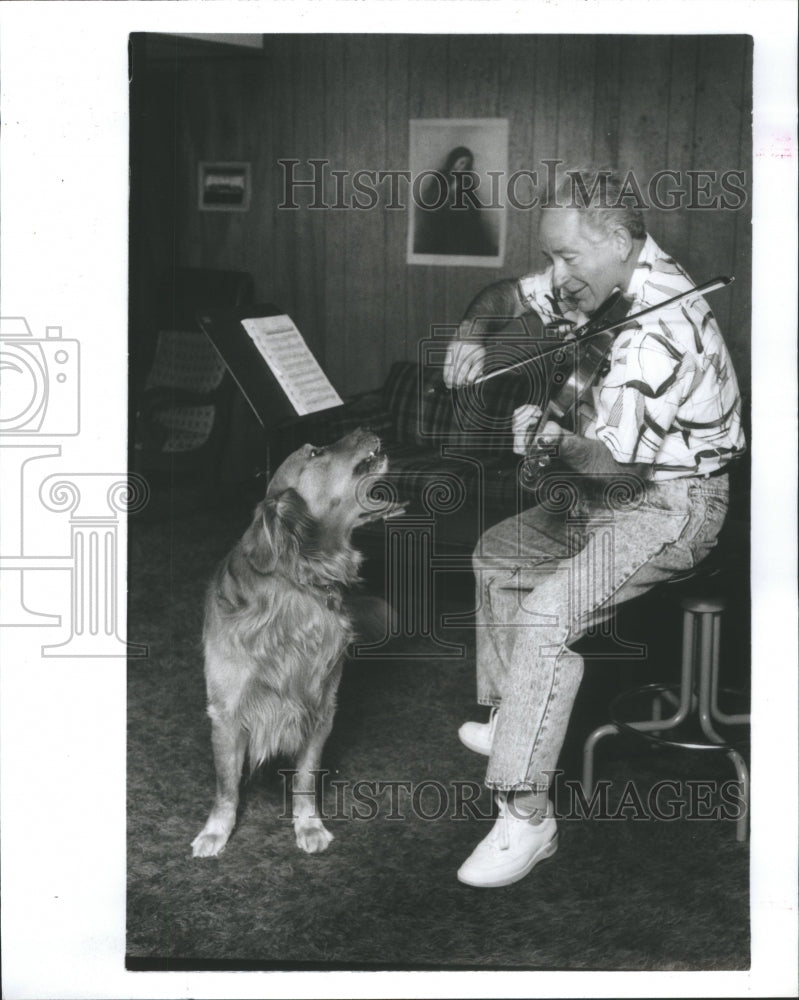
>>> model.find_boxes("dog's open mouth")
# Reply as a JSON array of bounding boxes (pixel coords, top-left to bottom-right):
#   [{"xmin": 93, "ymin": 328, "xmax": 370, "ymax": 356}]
[
  {"xmin": 352, "ymin": 442, "xmax": 408, "ymax": 521},
  {"xmin": 353, "ymin": 445, "xmax": 386, "ymax": 476}
]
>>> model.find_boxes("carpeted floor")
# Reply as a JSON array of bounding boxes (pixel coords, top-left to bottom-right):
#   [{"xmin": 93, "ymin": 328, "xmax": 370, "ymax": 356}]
[{"xmin": 126, "ymin": 482, "xmax": 750, "ymax": 970}]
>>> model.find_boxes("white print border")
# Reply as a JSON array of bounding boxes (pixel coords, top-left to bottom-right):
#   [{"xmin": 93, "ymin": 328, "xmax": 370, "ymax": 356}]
[{"xmin": 0, "ymin": 6, "xmax": 795, "ymax": 1000}]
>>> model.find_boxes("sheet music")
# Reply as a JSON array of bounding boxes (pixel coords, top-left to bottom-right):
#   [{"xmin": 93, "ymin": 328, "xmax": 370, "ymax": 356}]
[{"xmin": 240, "ymin": 314, "xmax": 343, "ymax": 416}]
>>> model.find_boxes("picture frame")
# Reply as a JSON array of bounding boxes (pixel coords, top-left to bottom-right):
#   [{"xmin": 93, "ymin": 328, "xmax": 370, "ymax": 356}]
[
  {"xmin": 198, "ymin": 161, "xmax": 251, "ymax": 211},
  {"xmin": 407, "ymin": 118, "xmax": 508, "ymax": 268}
]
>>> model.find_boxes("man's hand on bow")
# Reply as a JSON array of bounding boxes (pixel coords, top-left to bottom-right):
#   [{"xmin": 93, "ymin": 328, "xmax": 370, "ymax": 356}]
[{"xmin": 442, "ymin": 339, "xmax": 486, "ymax": 388}]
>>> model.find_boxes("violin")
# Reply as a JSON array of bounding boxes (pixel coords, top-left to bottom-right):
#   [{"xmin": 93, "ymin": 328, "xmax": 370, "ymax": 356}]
[
  {"xmin": 427, "ymin": 276, "xmax": 733, "ymax": 479},
  {"xmin": 476, "ymin": 275, "xmax": 734, "ymax": 479}
]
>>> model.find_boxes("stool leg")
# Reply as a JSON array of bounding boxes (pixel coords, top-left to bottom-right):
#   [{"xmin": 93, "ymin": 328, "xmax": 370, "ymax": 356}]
[
  {"xmin": 695, "ymin": 609, "xmax": 750, "ymax": 842},
  {"xmin": 726, "ymin": 748, "xmax": 750, "ymax": 842},
  {"xmin": 710, "ymin": 610, "xmax": 751, "ymax": 726},
  {"xmin": 582, "ymin": 723, "xmax": 621, "ymax": 795},
  {"xmin": 623, "ymin": 608, "xmax": 697, "ymax": 738},
  {"xmin": 582, "ymin": 609, "xmax": 699, "ymax": 792},
  {"xmin": 632, "ymin": 608, "xmax": 696, "ymax": 736},
  {"xmin": 586, "ymin": 600, "xmax": 750, "ymax": 842},
  {"xmin": 651, "ymin": 692, "xmax": 663, "ymax": 736},
  {"xmin": 698, "ymin": 611, "xmax": 726, "ymax": 746},
  {"xmin": 674, "ymin": 608, "xmax": 697, "ymax": 726}
]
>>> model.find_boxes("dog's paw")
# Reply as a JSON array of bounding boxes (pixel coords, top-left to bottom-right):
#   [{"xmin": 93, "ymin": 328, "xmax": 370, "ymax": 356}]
[
  {"xmin": 191, "ymin": 831, "xmax": 229, "ymax": 858},
  {"xmin": 294, "ymin": 818, "xmax": 334, "ymax": 854}
]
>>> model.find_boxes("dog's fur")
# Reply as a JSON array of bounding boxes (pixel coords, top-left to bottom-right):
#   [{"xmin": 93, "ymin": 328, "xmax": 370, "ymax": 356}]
[{"xmin": 191, "ymin": 429, "xmax": 394, "ymax": 857}]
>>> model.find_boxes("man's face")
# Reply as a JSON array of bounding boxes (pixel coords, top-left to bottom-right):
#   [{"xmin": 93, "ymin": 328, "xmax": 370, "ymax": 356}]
[{"xmin": 539, "ymin": 208, "xmax": 625, "ymax": 315}]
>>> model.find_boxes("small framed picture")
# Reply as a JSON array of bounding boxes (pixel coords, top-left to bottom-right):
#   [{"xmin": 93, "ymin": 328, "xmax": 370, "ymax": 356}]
[
  {"xmin": 198, "ymin": 162, "xmax": 251, "ymax": 211},
  {"xmin": 407, "ymin": 118, "xmax": 508, "ymax": 268}
]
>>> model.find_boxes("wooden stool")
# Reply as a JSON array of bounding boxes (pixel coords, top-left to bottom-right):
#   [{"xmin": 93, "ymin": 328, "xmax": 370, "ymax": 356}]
[{"xmin": 582, "ymin": 593, "xmax": 751, "ymax": 841}]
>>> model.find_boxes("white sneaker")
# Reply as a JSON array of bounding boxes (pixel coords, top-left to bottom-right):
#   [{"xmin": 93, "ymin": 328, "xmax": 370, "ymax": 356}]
[
  {"xmin": 458, "ymin": 707, "xmax": 498, "ymax": 756},
  {"xmin": 457, "ymin": 796, "xmax": 558, "ymax": 888}
]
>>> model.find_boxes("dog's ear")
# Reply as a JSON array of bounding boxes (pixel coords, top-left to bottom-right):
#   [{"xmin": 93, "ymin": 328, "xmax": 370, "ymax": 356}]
[{"xmin": 242, "ymin": 488, "xmax": 314, "ymax": 574}]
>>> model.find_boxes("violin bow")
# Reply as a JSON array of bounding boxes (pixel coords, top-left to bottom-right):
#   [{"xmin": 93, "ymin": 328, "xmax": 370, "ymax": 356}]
[{"xmin": 473, "ymin": 275, "xmax": 734, "ymax": 386}]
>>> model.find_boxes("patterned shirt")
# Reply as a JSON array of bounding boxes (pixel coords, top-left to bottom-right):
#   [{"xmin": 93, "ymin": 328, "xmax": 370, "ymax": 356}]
[{"xmin": 517, "ymin": 234, "xmax": 745, "ymax": 481}]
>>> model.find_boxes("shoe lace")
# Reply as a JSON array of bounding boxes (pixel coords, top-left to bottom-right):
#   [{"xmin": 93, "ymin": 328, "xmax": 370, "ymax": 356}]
[{"xmin": 490, "ymin": 793, "xmax": 547, "ymax": 852}]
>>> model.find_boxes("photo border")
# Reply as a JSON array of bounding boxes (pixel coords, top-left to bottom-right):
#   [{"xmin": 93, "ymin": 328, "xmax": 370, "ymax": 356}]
[{"xmin": 0, "ymin": 3, "xmax": 796, "ymax": 999}]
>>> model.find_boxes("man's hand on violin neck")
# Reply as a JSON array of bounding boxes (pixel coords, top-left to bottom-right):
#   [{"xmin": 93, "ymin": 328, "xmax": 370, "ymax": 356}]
[
  {"xmin": 443, "ymin": 340, "xmax": 486, "ymax": 388},
  {"xmin": 512, "ymin": 404, "xmax": 563, "ymax": 455}
]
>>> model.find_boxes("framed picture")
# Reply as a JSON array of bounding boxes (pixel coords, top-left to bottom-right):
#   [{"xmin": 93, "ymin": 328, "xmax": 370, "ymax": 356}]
[
  {"xmin": 198, "ymin": 161, "xmax": 251, "ymax": 211},
  {"xmin": 407, "ymin": 118, "xmax": 508, "ymax": 267}
]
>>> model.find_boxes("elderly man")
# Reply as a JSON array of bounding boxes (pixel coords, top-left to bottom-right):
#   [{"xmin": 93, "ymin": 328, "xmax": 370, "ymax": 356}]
[{"xmin": 443, "ymin": 170, "xmax": 745, "ymax": 888}]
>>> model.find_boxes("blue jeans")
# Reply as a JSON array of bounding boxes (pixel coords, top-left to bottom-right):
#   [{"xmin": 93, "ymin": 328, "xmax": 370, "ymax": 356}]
[{"xmin": 471, "ymin": 475, "xmax": 729, "ymax": 791}]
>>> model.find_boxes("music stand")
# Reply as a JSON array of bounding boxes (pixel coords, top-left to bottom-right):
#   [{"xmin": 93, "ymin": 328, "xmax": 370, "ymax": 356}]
[{"xmin": 196, "ymin": 303, "xmax": 345, "ymax": 479}]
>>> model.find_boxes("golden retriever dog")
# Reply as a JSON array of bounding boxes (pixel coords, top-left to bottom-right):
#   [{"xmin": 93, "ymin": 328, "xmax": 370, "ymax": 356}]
[{"xmin": 191, "ymin": 428, "xmax": 398, "ymax": 858}]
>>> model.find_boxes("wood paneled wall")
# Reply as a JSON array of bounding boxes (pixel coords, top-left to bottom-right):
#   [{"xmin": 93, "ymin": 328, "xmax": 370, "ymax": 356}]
[{"xmin": 133, "ymin": 34, "xmax": 752, "ymax": 402}]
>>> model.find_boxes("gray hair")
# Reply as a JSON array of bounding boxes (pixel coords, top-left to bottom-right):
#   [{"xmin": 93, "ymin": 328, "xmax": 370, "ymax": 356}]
[{"xmin": 553, "ymin": 167, "xmax": 647, "ymax": 241}]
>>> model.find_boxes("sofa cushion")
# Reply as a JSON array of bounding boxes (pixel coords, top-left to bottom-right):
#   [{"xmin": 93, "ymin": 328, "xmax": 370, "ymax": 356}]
[{"xmin": 383, "ymin": 361, "xmax": 452, "ymax": 446}]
